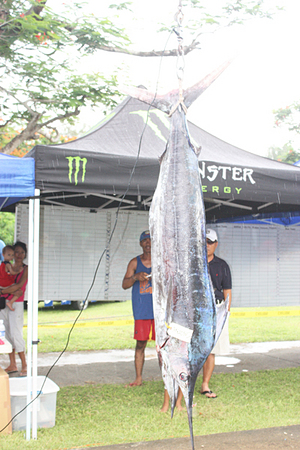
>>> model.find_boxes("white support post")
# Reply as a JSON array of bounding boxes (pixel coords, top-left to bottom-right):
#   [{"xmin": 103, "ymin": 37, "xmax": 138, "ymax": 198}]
[
  {"xmin": 32, "ymin": 189, "xmax": 40, "ymax": 439},
  {"xmin": 25, "ymin": 188, "xmax": 40, "ymax": 440},
  {"xmin": 26, "ymin": 198, "xmax": 34, "ymax": 440}
]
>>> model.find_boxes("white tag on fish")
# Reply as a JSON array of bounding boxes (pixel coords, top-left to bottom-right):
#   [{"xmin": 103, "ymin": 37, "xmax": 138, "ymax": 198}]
[{"xmin": 167, "ymin": 322, "xmax": 193, "ymax": 343}]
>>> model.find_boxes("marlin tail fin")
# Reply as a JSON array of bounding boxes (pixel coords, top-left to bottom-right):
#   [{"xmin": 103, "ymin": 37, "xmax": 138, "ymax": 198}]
[{"xmin": 121, "ymin": 59, "xmax": 232, "ymax": 115}]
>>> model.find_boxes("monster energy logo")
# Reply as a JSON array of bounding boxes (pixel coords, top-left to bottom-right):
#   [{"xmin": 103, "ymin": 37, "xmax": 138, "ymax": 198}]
[
  {"xmin": 130, "ymin": 109, "xmax": 199, "ymax": 149},
  {"xmin": 130, "ymin": 109, "xmax": 168, "ymax": 144},
  {"xmin": 66, "ymin": 157, "xmax": 87, "ymax": 185}
]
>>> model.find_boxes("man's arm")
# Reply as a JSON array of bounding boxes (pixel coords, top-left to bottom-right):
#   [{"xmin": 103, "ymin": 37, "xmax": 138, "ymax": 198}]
[
  {"xmin": 122, "ymin": 257, "xmax": 150, "ymax": 290},
  {"xmin": 222, "ymin": 260, "xmax": 232, "ymax": 311},
  {"xmin": 122, "ymin": 258, "xmax": 138, "ymax": 290}
]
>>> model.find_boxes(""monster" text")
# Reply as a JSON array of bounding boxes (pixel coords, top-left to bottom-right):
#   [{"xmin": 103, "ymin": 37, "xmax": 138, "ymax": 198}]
[{"xmin": 199, "ymin": 162, "xmax": 255, "ymax": 184}]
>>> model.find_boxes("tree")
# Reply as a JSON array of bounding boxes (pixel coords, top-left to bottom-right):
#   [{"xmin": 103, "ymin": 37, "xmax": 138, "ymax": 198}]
[
  {"xmin": 0, "ymin": 125, "xmax": 77, "ymax": 157},
  {"xmin": 273, "ymin": 102, "xmax": 300, "ymax": 135},
  {"xmin": 270, "ymin": 102, "xmax": 300, "ymax": 164},
  {"xmin": 268, "ymin": 142, "xmax": 300, "ymax": 165},
  {"xmin": 0, "ymin": 212, "xmax": 15, "ymax": 245},
  {"xmin": 0, "ymin": 0, "xmax": 278, "ymax": 155},
  {"xmin": 0, "ymin": 0, "xmax": 131, "ymax": 154}
]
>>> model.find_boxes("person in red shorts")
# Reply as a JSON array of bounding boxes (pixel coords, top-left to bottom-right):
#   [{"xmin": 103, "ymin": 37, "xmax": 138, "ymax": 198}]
[{"xmin": 122, "ymin": 230, "xmax": 155, "ymax": 386}]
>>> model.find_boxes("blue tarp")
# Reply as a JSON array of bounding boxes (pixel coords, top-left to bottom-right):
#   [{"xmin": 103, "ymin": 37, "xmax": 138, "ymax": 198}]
[{"xmin": 0, "ymin": 153, "xmax": 35, "ymax": 209}]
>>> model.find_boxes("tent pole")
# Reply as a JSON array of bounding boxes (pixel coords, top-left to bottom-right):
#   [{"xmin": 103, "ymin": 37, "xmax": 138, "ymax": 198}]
[
  {"xmin": 32, "ymin": 189, "xmax": 40, "ymax": 439},
  {"xmin": 26, "ymin": 198, "xmax": 34, "ymax": 440},
  {"xmin": 0, "ymin": 197, "xmax": 9, "ymax": 210}
]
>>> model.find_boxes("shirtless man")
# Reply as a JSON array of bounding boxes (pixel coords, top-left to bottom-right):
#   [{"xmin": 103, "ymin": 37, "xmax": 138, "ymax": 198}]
[{"xmin": 122, "ymin": 230, "xmax": 155, "ymax": 386}]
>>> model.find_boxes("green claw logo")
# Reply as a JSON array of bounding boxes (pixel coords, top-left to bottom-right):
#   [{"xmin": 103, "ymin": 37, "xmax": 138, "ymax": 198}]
[
  {"xmin": 130, "ymin": 110, "xmax": 168, "ymax": 143},
  {"xmin": 66, "ymin": 157, "xmax": 87, "ymax": 185}
]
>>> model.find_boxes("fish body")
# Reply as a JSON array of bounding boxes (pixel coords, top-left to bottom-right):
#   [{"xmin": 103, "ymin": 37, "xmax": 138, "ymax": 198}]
[
  {"xmin": 150, "ymin": 105, "xmax": 216, "ymax": 446},
  {"xmin": 123, "ymin": 61, "xmax": 230, "ymax": 449}
]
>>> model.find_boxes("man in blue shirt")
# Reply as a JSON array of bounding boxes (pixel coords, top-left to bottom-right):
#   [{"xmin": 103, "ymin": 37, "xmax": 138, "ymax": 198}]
[{"xmin": 122, "ymin": 230, "xmax": 155, "ymax": 386}]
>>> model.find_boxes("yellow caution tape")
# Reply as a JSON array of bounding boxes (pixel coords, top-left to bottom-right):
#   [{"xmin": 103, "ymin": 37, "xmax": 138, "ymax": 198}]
[
  {"xmin": 32, "ymin": 319, "xmax": 134, "ymax": 329},
  {"xmin": 230, "ymin": 310, "xmax": 300, "ymax": 318},
  {"xmin": 24, "ymin": 309, "xmax": 300, "ymax": 329}
]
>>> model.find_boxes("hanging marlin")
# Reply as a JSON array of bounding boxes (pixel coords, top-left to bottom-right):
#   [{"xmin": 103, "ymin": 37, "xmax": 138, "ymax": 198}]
[{"xmin": 123, "ymin": 61, "xmax": 230, "ymax": 450}]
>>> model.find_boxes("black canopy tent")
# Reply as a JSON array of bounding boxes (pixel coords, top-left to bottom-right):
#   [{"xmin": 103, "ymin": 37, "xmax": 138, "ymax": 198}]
[{"xmin": 18, "ymin": 94, "xmax": 300, "ymax": 221}]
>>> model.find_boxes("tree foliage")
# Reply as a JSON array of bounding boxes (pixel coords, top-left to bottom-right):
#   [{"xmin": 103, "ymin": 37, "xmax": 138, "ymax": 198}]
[
  {"xmin": 274, "ymin": 103, "xmax": 300, "ymax": 136},
  {"xmin": 157, "ymin": 0, "xmax": 276, "ymax": 56},
  {"xmin": 0, "ymin": 0, "xmax": 130, "ymax": 154},
  {"xmin": 0, "ymin": 212, "xmax": 15, "ymax": 245},
  {"xmin": 0, "ymin": 125, "xmax": 77, "ymax": 157},
  {"xmin": 0, "ymin": 0, "xmax": 277, "ymax": 155},
  {"xmin": 268, "ymin": 142, "xmax": 300, "ymax": 165},
  {"xmin": 270, "ymin": 103, "xmax": 300, "ymax": 164}
]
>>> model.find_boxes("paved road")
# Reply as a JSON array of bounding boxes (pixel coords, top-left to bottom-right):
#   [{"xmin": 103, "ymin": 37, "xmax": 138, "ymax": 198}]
[
  {"xmin": 9, "ymin": 340, "xmax": 299, "ymax": 387},
  {"xmin": 82, "ymin": 425, "xmax": 300, "ymax": 450}
]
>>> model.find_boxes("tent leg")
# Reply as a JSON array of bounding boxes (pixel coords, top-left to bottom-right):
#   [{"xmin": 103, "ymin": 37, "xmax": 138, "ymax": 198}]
[
  {"xmin": 25, "ymin": 189, "xmax": 40, "ymax": 440},
  {"xmin": 26, "ymin": 197, "xmax": 34, "ymax": 440},
  {"xmin": 32, "ymin": 189, "xmax": 40, "ymax": 439}
]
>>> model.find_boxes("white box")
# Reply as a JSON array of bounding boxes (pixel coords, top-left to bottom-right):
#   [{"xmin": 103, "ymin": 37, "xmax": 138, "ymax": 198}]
[
  {"xmin": 0, "ymin": 368, "xmax": 12, "ymax": 435},
  {"xmin": 0, "ymin": 338, "xmax": 12, "ymax": 354},
  {"xmin": 9, "ymin": 376, "xmax": 60, "ymax": 431}
]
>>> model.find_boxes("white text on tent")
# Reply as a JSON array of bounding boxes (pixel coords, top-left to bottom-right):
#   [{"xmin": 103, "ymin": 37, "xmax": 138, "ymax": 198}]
[{"xmin": 199, "ymin": 163, "xmax": 256, "ymax": 184}]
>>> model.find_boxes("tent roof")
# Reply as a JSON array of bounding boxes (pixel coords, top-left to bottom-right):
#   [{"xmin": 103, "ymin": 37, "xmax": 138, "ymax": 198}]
[
  {"xmin": 16, "ymin": 94, "xmax": 300, "ymax": 221},
  {"xmin": 0, "ymin": 153, "xmax": 35, "ymax": 210}
]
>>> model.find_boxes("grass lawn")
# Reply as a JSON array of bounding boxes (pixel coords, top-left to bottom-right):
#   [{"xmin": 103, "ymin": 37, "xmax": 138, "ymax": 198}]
[
  {"xmin": 2, "ymin": 303, "xmax": 299, "ymax": 449},
  {"xmin": 23, "ymin": 302, "xmax": 300, "ymax": 353},
  {"xmin": 1, "ymin": 368, "xmax": 299, "ymax": 450}
]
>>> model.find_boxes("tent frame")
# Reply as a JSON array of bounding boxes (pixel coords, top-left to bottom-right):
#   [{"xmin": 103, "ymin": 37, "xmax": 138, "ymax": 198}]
[{"xmin": 26, "ymin": 189, "xmax": 40, "ymax": 440}]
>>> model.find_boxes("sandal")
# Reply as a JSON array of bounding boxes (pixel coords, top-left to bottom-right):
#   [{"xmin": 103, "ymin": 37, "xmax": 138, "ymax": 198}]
[{"xmin": 201, "ymin": 390, "xmax": 217, "ymax": 398}]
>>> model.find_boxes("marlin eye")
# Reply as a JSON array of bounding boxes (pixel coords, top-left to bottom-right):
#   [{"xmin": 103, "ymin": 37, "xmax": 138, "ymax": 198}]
[{"xmin": 179, "ymin": 372, "xmax": 188, "ymax": 382}]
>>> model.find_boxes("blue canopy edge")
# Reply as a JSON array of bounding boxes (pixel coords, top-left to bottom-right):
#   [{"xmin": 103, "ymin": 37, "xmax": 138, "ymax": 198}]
[{"xmin": 0, "ymin": 154, "xmax": 35, "ymax": 209}]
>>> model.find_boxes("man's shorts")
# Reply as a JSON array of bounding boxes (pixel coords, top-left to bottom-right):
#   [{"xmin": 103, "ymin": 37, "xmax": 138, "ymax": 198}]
[{"xmin": 134, "ymin": 319, "xmax": 155, "ymax": 341}]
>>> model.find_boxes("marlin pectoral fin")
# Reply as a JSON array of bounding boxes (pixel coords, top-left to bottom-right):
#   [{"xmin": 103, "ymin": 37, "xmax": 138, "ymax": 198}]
[
  {"xmin": 159, "ymin": 143, "xmax": 169, "ymax": 164},
  {"xmin": 214, "ymin": 294, "xmax": 230, "ymax": 346},
  {"xmin": 189, "ymin": 143, "xmax": 201, "ymax": 157},
  {"xmin": 194, "ymin": 146, "xmax": 201, "ymax": 157}
]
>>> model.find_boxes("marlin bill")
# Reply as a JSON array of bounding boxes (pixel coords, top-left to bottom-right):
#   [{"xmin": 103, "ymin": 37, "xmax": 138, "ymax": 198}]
[{"xmin": 123, "ymin": 61, "xmax": 230, "ymax": 450}]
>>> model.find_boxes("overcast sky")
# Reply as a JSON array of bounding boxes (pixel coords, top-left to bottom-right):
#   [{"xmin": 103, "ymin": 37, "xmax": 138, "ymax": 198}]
[{"xmin": 61, "ymin": 0, "xmax": 300, "ymax": 157}]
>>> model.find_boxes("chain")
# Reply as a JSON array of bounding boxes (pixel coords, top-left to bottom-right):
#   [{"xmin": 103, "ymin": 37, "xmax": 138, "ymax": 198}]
[
  {"xmin": 175, "ymin": 1, "xmax": 185, "ymax": 85},
  {"xmin": 169, "ymin": 1, "xmax": 187, "ymax": 116}
]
